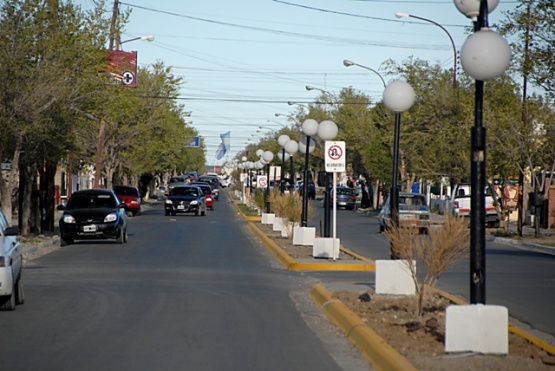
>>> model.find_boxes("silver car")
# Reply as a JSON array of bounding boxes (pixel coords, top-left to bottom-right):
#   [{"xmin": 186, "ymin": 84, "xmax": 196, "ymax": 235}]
[
  {"xmin": 378, "ymin": 193, "xmax": 431, "ymax": 233},
  {"xmin": 0, "ymin": 208, "xmax": 24, "ymax": 310}
]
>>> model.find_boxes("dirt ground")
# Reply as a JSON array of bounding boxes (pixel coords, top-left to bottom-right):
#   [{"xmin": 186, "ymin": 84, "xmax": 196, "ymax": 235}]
[{"xmin": 257, "ymin": 221, "xmax": 555, "ymax": 370}]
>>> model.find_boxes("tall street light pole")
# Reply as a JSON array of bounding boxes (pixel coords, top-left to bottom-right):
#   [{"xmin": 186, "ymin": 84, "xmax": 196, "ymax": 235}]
[
  {"xmin": 395, "ymin": 12, "xmax": 458, "ymax": 88},
  {"xmin": 383, "ymin": 81, "xmax": 416, "ymax": 259},
  {"xmin": 299, "ymin": 119, "xmax": 318, "ymax": 227},
  {"xmin": 278, "ymin": 135, "xmax": 291, "ymax": 194},
  {"xmin": 455, "ymin": 0, "xmax": 510, "ymax": 304}
]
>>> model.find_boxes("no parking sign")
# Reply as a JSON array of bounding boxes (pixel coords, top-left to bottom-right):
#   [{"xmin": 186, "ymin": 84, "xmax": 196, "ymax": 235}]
[{"xmin": 325, "ymin": 141, "xmax": 345, "ymax": 173}]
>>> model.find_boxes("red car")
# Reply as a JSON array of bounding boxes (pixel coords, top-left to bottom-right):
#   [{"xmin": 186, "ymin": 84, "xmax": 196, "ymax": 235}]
[
  {"xmin": 113, "ymin": 185, "xmax": 141, "ymax": 216},
  {"xmin": 191, "ymin": 182, "xmax": 214, "ymax": 210}
]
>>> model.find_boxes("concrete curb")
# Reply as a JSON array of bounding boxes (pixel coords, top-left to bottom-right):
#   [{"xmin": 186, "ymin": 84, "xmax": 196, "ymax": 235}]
[
  {"xmin": 310, "ymin": 283, "xmax": 418, "ymax": 371},
  {"xmin": 247, "ymin": 222, "xmax": 374, "ymax": 271}
]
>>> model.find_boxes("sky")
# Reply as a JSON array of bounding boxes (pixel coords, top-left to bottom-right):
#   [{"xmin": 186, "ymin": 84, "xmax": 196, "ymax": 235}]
[{"xmin": 79, "ymin": 0, "xmax": 519, "ymax": 165}]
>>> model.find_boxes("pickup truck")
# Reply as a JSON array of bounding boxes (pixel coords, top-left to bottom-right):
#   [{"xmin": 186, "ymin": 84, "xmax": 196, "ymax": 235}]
[{"xmin": 446, "ymin": 183, "xmax": 500, "ymax": 228}]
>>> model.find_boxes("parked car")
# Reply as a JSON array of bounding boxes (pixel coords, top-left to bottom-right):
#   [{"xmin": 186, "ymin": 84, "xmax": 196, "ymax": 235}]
[
  {"xmin": 198, "ymin": 176, "xmax": 220, "ymax": 200},
  {"xmin": 326, "ymin": 186, "xmax": 356, "ymax": 210},
  {"xmin": 378, "ymin": 192, "xmax": 431, "ymax": 233},
  {"xmin": 191, "ymin": 182, "xmax": 215, "ymax": 210},
  {"xmin": 164, "ymin": 185, "xmax": 207, "ymax": 216},
  {"xmin": 0, "ymin": 208, "xmax": 24, "ymax": 310},
  {"xmin": 446, "ymin": 183, "xmax": 500, "ymax": 228},
  {"xmin": 113, "ymin": 185, "xmax": 141, "ymax": 216},
  {"xmin": 58, "ymin": 189, "xmax": 128, "ymax": 246},
  {"xmin": 218, "ymin": 175, "xmax": 232, "ymax": 188}
]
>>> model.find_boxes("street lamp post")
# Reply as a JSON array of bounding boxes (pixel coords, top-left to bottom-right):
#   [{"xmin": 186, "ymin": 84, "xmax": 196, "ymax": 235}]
[
  {"xmin": 455, "ymin": 0, "xmax": 510, "ymax": 304},
  {"xmin": 262, "ymin": 151, "xmax": 274, "ymax": 213},
  {"xmin": 284, "ymin": 140, "xmax": 299, "ymax": 190},
  {"xmin": 299, "ymin": 119, "xmax": 318, "ymax": 227},
  {"xmin": 383, "ymin": 81, "xmax": 416, "ymax": 259},
  {"xmin": 343, "ymin": 60, "xmax": 387, "ymax": 88},
  {"xmin": 318, "ymin": 121, "xmax": 339, "ymax": 238},
  {"xmin": 278, "ymin": 135, "xmax": 291, "ymax": 194},
  {"xmin": 394, "ymin": 13, "xmax": 458, "ymax": 88}
]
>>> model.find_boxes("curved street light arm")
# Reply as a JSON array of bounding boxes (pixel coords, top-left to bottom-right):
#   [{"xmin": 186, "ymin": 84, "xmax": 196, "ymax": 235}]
[{"xmin": 343, "ymin": 59, "xmax": 386, "ymax": 88}]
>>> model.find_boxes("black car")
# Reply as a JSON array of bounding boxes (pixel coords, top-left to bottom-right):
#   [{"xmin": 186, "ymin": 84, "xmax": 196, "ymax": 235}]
[
  {"xmin": 164, "ymin": 185, "xmax": 207, "ymax": 216},
  {"xmin": 58, "ymin": 189, "xmax": 128, "ymax": 246}
]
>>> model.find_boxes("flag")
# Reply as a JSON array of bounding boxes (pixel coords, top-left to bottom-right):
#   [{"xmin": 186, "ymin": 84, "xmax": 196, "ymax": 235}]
[{"xmin": 215, "ymin": 131, "xmax": 231, "ymax": 160}]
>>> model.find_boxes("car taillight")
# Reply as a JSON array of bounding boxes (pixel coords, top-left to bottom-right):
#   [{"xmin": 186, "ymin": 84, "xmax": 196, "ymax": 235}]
[{"xmin": 350, "ymin": 196, "xmax": 356, "ymax": 201}]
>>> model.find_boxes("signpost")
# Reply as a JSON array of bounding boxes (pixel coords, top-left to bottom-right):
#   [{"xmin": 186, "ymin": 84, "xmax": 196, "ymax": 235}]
[
  {"xmin": 187, "ymin": 136, "xmax": 200, "ymax": 148},
  {"xmin": 325, "ymin": 141, "xmax": 346, "ymax": 260}
]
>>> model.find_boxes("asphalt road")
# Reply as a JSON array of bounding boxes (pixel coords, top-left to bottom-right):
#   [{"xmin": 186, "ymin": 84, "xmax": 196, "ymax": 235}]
[
  {"xmin": 309, "ymin": 200, "xmax": 555, "ymax": 341},
  {"xmin": 0, "ymin": 194, "xmax": 370, "ymax": 371}
]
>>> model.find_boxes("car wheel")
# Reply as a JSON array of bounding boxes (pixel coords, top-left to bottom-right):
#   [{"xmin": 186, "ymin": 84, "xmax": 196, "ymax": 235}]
[
  {"xmin": 15, "ymin": 275, "xmax": 24, "ymax": 305},
  {"xmin": 132, "ymin": 210, "xmax": 139, "ymax": 217},
  {"xmin": 123, "ymin": 228, "xmax": 128, "ymax": 243},
  {"xmin": 0, "ymin": 285, "xmax": 16, "ymax": 311},
  {"xmin": 61, "ymin": 237, "xmax": 73, "ymax": 246},
  {"xmin": 117, "ymin": 229, "xmax": 124, "ymax": 244},
  {"xmin": 171, "ymin": 211, "xmax": 176, "ymax": 216},
  {"xmin": 195, "ymin": 209, "xmax": 200, "ymax": 216},
  {"xmin": 164, "ymin": 211, "xmax": 169, "ymax": 216}
]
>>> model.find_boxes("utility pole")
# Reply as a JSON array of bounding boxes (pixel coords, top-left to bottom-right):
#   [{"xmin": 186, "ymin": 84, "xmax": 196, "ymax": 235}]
[{"xmin": 95, "ymin": 0, "xmax": 119, "ymax": 188}]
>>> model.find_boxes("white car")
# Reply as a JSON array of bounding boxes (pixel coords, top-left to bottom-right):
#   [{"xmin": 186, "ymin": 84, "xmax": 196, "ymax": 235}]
[{"xmin": 0, "ymin": 209, "xmax": 24, "ymax": 310}]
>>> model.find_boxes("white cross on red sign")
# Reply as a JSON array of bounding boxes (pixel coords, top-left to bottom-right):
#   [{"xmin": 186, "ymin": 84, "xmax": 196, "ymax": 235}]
[{"xmin": 324, "ymin": 141, "xmax": 346, "ymax": 172}]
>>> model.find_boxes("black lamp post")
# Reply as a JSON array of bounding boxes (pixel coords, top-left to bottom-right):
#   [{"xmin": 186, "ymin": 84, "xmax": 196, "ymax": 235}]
[
  {"xmin": 383, "ymin": 80, "xmax": 416, "ymax": 260},
  {"xmin": 300, "ymin": 119, "xmax": 318, "ymax": 227},
  {"xmin": 455, "ymin": 0, "xmax": 511, "ymax": 304},
  {"xmin": 262, "ymin": 151, "xmax": 274, "ymax": 213},
  {"xmin": 277, "ymin": 135, "xmax": 291, "ymax": 194}
]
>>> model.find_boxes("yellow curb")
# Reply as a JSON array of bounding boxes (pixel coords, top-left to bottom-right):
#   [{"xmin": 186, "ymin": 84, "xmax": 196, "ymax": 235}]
[
  {"xmin": 429, "ymin": 286, "xmax": 555, "ymax": 358},
  {"xmin": 310, "ymin": 283, "xmax": 418, "ymax": 371},
  {"xmin": 247, "ymin": 222, "xmax": 374, "ymax": 271}
]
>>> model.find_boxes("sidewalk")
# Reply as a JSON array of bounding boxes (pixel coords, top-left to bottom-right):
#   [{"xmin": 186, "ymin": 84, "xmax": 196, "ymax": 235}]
[{"xmin": 236, "ymin": 203, "xmax": 555, "ymax": 370}]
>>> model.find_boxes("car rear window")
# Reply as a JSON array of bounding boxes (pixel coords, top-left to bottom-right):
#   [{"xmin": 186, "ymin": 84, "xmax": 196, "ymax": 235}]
[
  {"xmin": 67, "ymin": 194, "xmax": 117, "ymax": 209},
  {"xmin": 114, "ymin": 186, "xmax": 139, "ymax": 197}
]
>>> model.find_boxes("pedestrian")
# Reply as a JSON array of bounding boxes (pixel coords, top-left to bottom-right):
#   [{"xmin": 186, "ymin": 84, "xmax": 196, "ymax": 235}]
[{"xmin": 361, "ymin": 182, "xmax": 371, "ymax": 209}]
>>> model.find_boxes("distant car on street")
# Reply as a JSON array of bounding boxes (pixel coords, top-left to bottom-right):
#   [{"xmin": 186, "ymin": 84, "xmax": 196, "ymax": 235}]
[
  {"xmin": 0, "ymin": 208, "xmax": 24, "ymax": 311},
  {"xmin": 164, "ymin": 185, "xmax": 207, "ymax": 216},
  {"xmin": 58, "ymin": 189, "xmax": 128, "ymax": 246},
  {"xmin": 327, "ymin": 186, "xmax": 356, "ymax": 210},
  {"xmin": 378, "ymin": 192, "xmax": 431, "ymax": 233},
  {"xmin": 191, "ymin": 182, "xmax": 215, "ymax": 210},
  {"xmin": 113, "ymin": 185, "xmax": 141, "ymax": 216}
]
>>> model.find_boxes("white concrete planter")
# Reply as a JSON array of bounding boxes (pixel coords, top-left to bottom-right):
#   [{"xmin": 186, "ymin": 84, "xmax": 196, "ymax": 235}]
[
  {"xmin": 375, "ymin": 260, "xmax": 416, "ymax": 295},
  {"xmin": 312, "ymin": 238, "xmax": 340, "ymax": 259},
  {"xmin": 272, "ymin": 217, "xmax": 284, "ymax": 232},
  {"xmin": 292, "ymin": 226, "xmax": 315, "ymax": 246},
  {"xmin": 445, "ymin": 304, "xmax": 508, "ymax": 354},
  {"xmin": 281, "ymin": 222, "xmax": 297, "ymax": 238},
  {"xmin": 261, "ymin": 213, "xmax": 275, "ymax": 224}
]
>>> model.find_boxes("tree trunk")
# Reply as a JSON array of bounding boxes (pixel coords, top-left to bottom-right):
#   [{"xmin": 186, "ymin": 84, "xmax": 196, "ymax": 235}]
[
  {"xmin": 38, "ymin": 160, "xmax": 57, "ymax": 232},
  {"xmin": 19, "ymin": 163, "xmax": 37, "ymax": 236}
]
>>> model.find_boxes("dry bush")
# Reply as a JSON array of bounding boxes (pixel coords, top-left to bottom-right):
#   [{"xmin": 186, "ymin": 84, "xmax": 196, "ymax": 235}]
[
  {"xmin": 253, "ymin": 188, "xmax": 266, "ymax": 211},
  {"xmin": 269, "ymin": 190, "xmax": 286, "ymax": 217},
  {"xmin": 386, "ymin": 214, "xmax": 469, "ymax": 318}
]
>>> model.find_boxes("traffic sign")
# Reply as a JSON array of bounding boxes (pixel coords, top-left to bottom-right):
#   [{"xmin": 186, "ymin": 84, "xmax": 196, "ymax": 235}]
[
  {"xmin": 324, "ymin": 141, "xmax": 346, "ymax": 172},
  {"xmin": 257, "ymin": 175, "xmax": 268, "ymax": 188},
  {"xmin": 187, "ymin": 136, "xmax": 200, "ymax": 148}
]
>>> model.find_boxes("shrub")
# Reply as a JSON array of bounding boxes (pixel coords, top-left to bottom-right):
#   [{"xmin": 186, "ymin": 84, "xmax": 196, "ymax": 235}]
[{"xmin": 386, "ymin": 214, "xmax": 469, "ymax": 318}]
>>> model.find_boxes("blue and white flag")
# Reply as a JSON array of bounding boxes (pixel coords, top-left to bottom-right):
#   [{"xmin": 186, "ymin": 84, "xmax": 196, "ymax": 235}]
[{"xmin": 215, "ymin": 131, "xmax": 231, "ymax": 160}]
